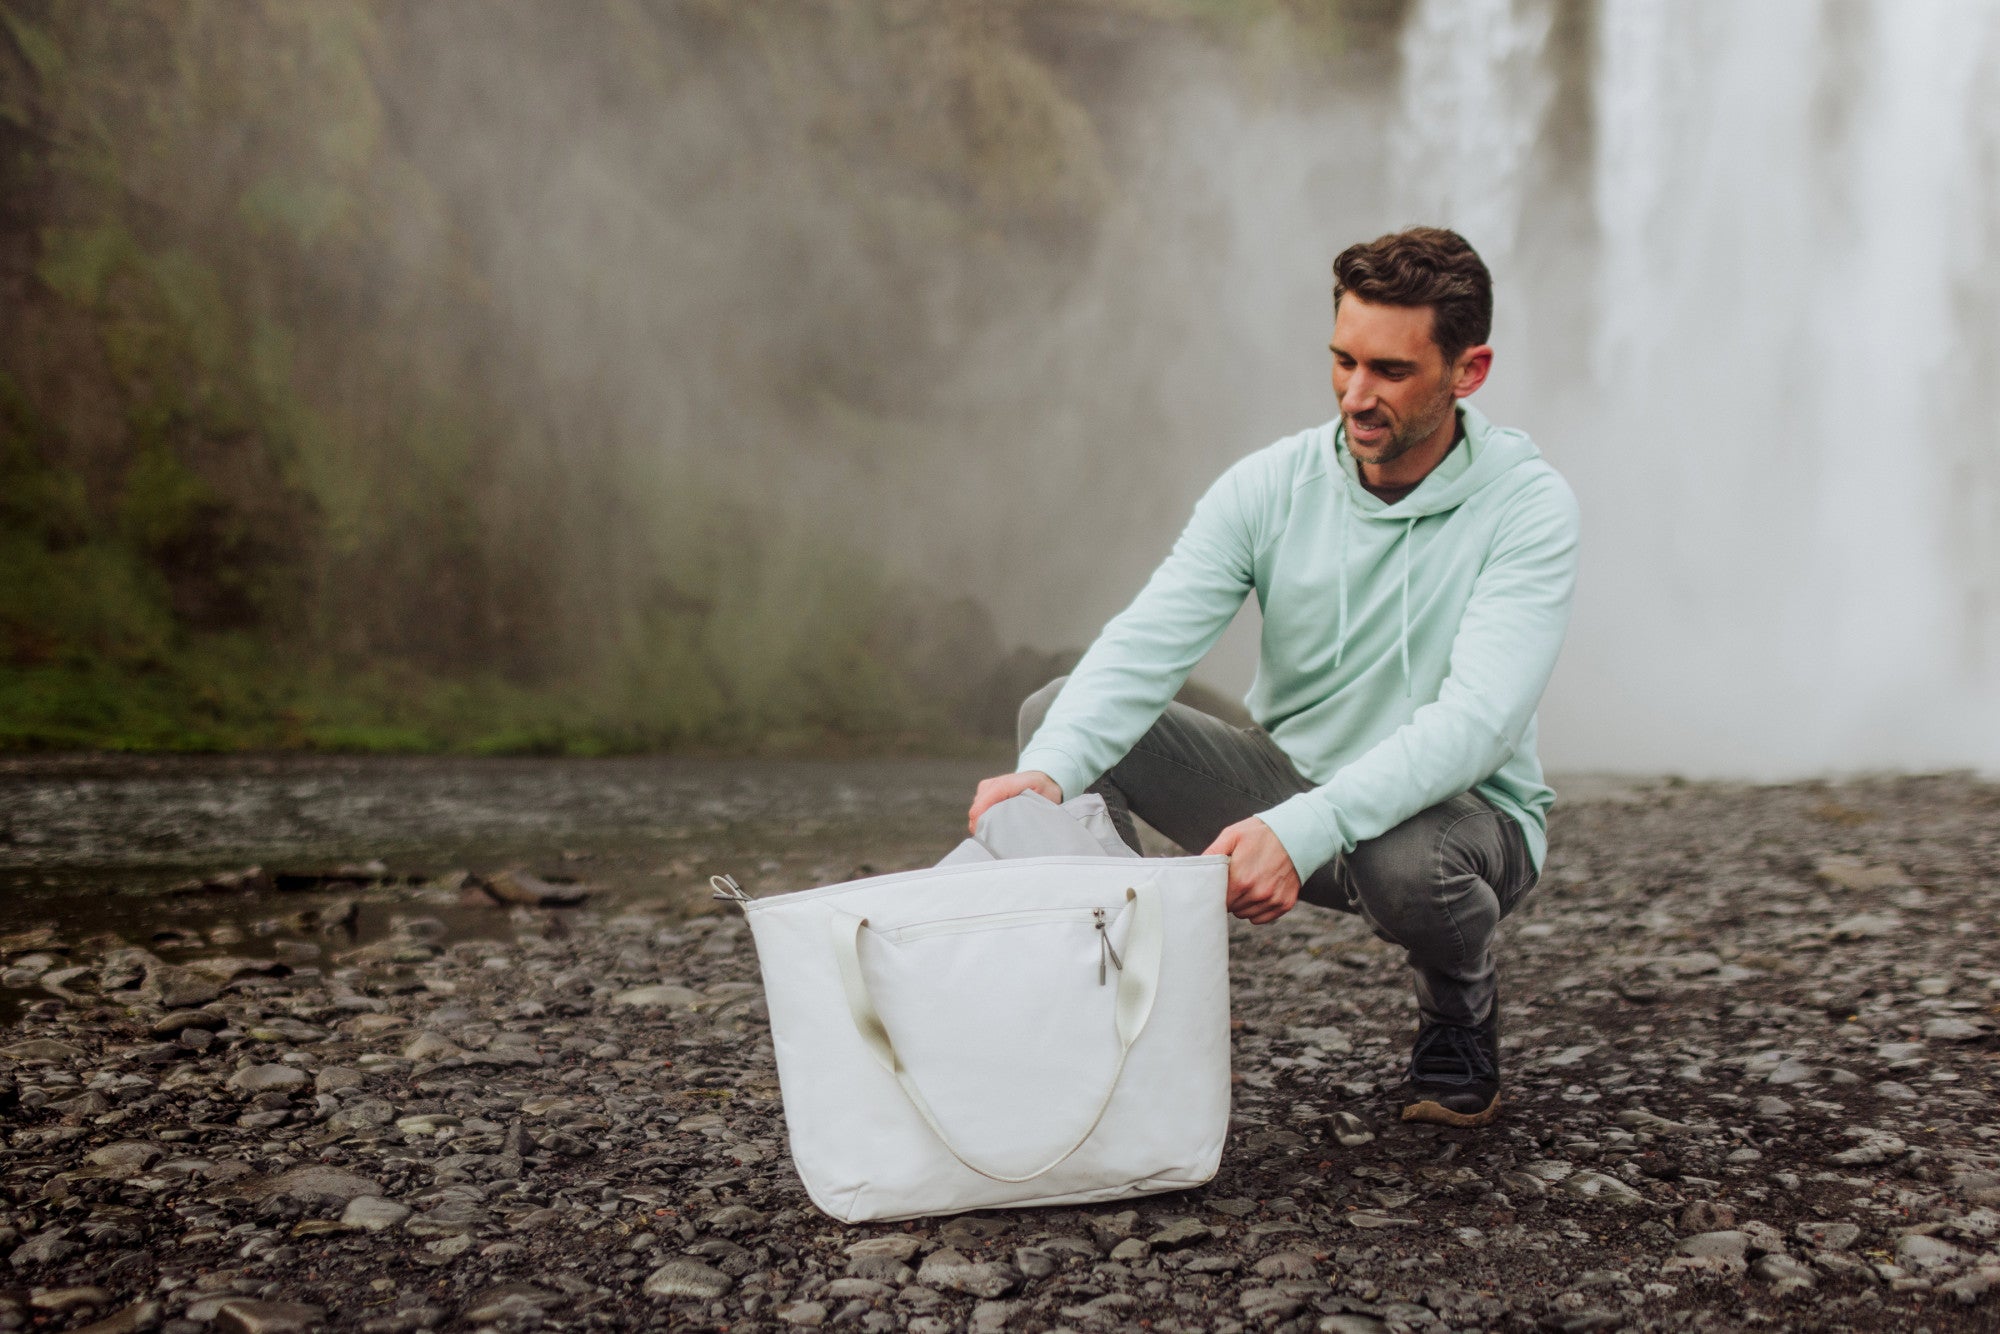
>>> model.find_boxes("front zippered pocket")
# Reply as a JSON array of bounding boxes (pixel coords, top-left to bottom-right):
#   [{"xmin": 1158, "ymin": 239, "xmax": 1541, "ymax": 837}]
[
  {"xmin": 881, "ymin": 904, "xmax": 1118, "ymax": 944},
  {"xmin": 877, "ymin": 901, "xmax": 1132, "ymax": 987}
]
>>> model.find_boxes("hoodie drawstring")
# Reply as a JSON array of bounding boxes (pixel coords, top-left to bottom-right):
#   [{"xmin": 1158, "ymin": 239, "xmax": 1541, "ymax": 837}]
[
  {"xmin": 1332, "ymin": 496, "xmax": 1351, "ymax": 668},
  {"xmin": 1399, "ymin": 518, "xmax": 1415, "ymax": 696},
  {"xmin": 1332, "ymin": 497, "xmax": 1415, "ymax": 695}
]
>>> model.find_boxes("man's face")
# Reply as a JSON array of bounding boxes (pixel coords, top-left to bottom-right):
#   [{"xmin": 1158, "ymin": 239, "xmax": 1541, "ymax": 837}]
[{"xmin": 1329, "ymin": 296, "xmax": 1466, "ymax": 470}]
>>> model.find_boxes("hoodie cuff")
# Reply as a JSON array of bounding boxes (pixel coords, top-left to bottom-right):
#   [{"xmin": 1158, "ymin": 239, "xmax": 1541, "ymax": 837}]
[
  {"xmin": 1257, "ymin": 794, "xmax": 1343, "ymax": 885},
  {"xmin": 1016, "ymin": 746, "xmax": 1091, "ymax": 805}
]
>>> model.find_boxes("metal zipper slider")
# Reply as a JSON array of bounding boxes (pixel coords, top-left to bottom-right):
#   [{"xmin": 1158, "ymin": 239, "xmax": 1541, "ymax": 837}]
[{"xmin": 1094, "ymin": 907, "xmax": 1123, "ymax": 985}]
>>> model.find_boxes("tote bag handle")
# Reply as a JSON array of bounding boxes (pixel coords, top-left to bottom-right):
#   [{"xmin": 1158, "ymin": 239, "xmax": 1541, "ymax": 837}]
[{"xmin": 829, "ymin": 883, "xmax": 1164, "ymax": 1184}]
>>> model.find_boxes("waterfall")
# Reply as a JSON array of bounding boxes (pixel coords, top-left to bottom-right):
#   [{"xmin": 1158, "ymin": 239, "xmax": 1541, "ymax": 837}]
[
  {"xmin": 1391, "ymin": 0, "xmax": 1556, "ymax": 267},
  {"xmin": 1394, "ymin": 0, "xmax": 2000, "ymax": 774}
]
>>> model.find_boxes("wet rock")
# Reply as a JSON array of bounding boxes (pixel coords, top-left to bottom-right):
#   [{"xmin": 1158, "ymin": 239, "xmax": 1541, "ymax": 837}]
[
  {"xmin": 779, "ymin": 1300, "xmax": 828, "ymax": 1326},
  {"xmin": 483, "ymin": 870, "xmax": 590, "ymax": 907},
  {"xmin": 1751, "ymin": 1253, "xmax": 1816, "ymax": 1294},
  {"xmin": 1831, "ymin": 1129, "xmax": 1908, "ymax": 1165},
  {"xmin": 314, "ymin": 1065, "xmax": 364, "ymax": 1093},
  {"xmin": 1922, "ymin": 1017, "xmax": 1987, "ymax": 1042},
  {"xmin": 2, "ymin": 1038, "xmax": 83, "ymax": 1062},
  {"xmin": 1828, "ymin": 913, "xmax": 1901, "ymax": 941},
  {"xmin": 401, "ymin": 1032, "xmax": 463, "ymax": 1062},
  {"xmin": 227, "ymin": 1064, "xmax": 309, "ymax": 1095},
  {"xmin": 30, "ymin": 1286, "xmax": 112, "ymax": 1313},
  {"xmin": 1318, "ymin": 1318, "xmax": 1392, "ymax": 1334},
  {"xmin": 1146, "ymin": 1217, "xmax": 1212, "ymax": 1249},
  {"xmin": 1240, "ymin": 1288, "xmax": 1303, "ymax": 1320},
  {"xmin": 1793, "ymin": 1221, "xmax": 1860, "ymax": 1250},
  {"xmin": 1330, "ymin": 1110, "xmax": 1376, "ymax": 1146},
  {"xmin": 461, "ymin": 1283, "xmax": 560, "ymax": 1323},
  {"xmin": 1940, "ymin": 1267, "xmax": 2000, "ymax": 1306},
  {"xmin": 404, "ymin": 1200, "xmax": 488, "ymax": 1237},
  {"xmin": 969, "ymin": 1300, "xmax": 1019, "ymax": 1333},
  {"xmin": 1678, "ymin": 1231, "xmax": 1750, "ymax": 1260},
  {"xmin": 10, "ymin": 1226, "xmax": 77, "ymax": 1267},
  {"xmin": 1557, "ymin": 1171, "xmax": 1643, "ymax": 1205},
  {"xmin": 214, "ymin": 1300, "xmax": 323, "ymax": 1334},
  {"xmin": 327, "ymin": 1097, "xmax": 395, "ymax": 1130},
  {"xmin": 916, "ymin": 1248, "xmax": 1021, "ymax": 1298},
  {"xmin": 149, "ymin": 1009, "xmax": 224, "ymax": 1036},
  {"xmin": 1897, "ymin": 1233, "xmax": 1969, "ymax": 1272},
  {"xmin": 146, "ymin": 964, "xmax": 223, "ymax": 1008},
  {"xmin": 1253, "ymin": 1251, "xmax": 1319, "ymax": 1279},
  {"xmin": 612, "ymin": 983, "xmax": 702, "ymax": 1010},
  {"xmin": 342, "ymin": 1197, "xmax": 412, "ymax": 1231},
  {"xmin": 246, "ymin": 1165, "xmax": 382, "ymax": 1203},
  {"xmin": 67, "ymin": 1300, "xmax": 161, "ymax": 1334},
  {"xmin": 643, "ymin": 1258, "xmax": 733, "ymax": 1299},
  {"xmin": 1614, "ymin": 1108, "xmax": 1687, "ymax": 1133},
  {"xmin": 85, "ymin": 1141, "xmax": 161, "ymax": 1177},
  {"xmin": 847, "ymin": 1235, "xmax": 924, "ymax": 1263},
  {"xmin": 1814, "ymin": 856, "xmax": 1907, "ymax": 891},
  {"xmin": 1345, "ymin": 1212, "xmax": 1418, "ymax": 1229}
]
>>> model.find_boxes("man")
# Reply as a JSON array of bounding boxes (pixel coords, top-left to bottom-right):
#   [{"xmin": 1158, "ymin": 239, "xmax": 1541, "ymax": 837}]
[{"xmin": 968, "ymin": 227, "xmax": 1579, "ymax": 1127}]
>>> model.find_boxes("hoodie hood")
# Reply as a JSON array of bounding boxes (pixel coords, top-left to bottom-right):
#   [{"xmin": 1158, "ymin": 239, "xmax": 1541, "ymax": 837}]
[{"xmin": 1331, "ymin": 401, "xmax": 1543, "ymax": 519}]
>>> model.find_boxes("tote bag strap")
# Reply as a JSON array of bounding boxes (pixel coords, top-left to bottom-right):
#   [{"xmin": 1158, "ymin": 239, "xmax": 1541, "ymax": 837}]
[{"xmin": 829, "ymin": 883, "xmax": 1164, "ymax": 1184}]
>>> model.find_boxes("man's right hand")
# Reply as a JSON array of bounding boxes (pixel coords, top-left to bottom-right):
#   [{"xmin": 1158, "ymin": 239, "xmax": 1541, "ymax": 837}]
[{"xmin": 967, "ymin": 770, "xmax": 1063, "ymax": 834}]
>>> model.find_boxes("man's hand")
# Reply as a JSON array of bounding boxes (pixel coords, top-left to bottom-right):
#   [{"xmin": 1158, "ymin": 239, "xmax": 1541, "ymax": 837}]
[
  {"xmin": 967, "ymin": 770, "xmax": 1063, "ymax": 834},
  {"xmin": 1205, "ymin": 817, "xmax": 1303, "ymax": 924}
]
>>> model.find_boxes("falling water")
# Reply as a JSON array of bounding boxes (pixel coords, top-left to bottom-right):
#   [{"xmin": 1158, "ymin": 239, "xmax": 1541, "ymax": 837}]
[
  {"xmin": 1392, "ymin": 0, "xmax": 1556, "ymax": 269},
  {"xmin": 1400, "ymin": 0, "xmax": 2000, "ymax": 775}
]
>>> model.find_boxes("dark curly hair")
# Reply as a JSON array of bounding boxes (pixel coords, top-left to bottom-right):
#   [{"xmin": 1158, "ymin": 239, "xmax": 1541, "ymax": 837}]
[{"xmin": 1333, "ymin": 227, "xmax": 1492, "ymax": 364}]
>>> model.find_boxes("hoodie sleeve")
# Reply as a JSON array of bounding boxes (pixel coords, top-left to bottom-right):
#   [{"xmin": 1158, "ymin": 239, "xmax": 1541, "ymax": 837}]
[
  {"xmin": 1016, "ymin": 457, "xmax": 1265, "ymax": 799},
  {"xmin": 1257, "ymin": 473, "xmax": 1581, "ymax": 881}
]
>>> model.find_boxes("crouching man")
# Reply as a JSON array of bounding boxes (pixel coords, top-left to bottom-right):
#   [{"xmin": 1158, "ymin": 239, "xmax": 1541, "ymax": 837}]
[{"xmin": 970, "ymin": 227, "xmax": 1580, "ymax": 1127}]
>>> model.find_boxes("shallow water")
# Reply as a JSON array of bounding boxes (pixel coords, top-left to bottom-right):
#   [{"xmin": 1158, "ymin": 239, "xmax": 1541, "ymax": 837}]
[{"xmin": 0, "ymin": 753, "xmax": 993, "ymax": 1020}]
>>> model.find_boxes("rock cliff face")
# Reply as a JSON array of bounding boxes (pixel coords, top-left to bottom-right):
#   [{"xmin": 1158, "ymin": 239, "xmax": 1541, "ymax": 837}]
[{"xmin": 0, "ymin": 1, "xmax": 1378, "ymax": 753}]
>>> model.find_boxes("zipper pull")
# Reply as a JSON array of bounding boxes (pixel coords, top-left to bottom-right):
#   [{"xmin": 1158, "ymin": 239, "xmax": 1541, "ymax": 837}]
[{"xmin": 1094, "ymin": 907, "xmax": 1123, "ymax": 986}]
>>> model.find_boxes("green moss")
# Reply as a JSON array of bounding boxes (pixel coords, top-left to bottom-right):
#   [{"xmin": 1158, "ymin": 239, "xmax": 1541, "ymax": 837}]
[
  {"xmin": 238, "ymin": 175, "xmax": 354, "ymax": 249},
  {"xmin": 0, "ymin": 6, "xmax": 63, "ymax": 87},
  {"xmin": 6, "ymin": 0, "xmax": 1314, "ymax": 758},
  {"xmin": 35, "ymin": 223, "xmax": 139, "ymax": 306}
]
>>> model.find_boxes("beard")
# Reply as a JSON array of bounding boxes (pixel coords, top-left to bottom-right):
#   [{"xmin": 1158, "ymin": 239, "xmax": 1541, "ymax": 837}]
[{"xmin": 1345, "ymin": 381, "xmax": 1457, "ymax": 469}]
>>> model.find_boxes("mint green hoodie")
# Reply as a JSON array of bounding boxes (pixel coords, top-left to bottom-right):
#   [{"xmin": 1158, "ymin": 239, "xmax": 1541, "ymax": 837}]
[{"xmin": 1018, "ymin": 402, "xmax": 1580, "ymax": 880}]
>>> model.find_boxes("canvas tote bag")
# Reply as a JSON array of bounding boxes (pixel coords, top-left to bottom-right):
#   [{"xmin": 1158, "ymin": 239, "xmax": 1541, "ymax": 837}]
[{"xmin": 719, "ymin": 797, "xmax": 1232, "ymax": 1222}]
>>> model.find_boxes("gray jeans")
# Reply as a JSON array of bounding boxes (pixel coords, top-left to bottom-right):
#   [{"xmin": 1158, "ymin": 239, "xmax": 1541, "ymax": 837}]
[{"xmin": 1019, "ymin": 677, "xmax": 1536, "ymax": 1027}]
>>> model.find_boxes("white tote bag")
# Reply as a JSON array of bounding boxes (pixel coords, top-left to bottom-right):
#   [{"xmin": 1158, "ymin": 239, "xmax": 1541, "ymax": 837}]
[{"xmin": 721, "ymin": 806, "xmax": 1231, "ymax": 1222}]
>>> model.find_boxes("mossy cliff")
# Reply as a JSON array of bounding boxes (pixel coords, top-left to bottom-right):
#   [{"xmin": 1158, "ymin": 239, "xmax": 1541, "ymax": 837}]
[{"xmin": 0, "ymin": 1, "xmax": 1382, "ymax": 753}]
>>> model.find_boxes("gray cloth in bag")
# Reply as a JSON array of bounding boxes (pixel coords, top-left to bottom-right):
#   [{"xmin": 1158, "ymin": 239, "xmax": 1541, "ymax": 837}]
[{"xmin": 936, "ymin": 791, "xmax": 1140, "ymax": 866}]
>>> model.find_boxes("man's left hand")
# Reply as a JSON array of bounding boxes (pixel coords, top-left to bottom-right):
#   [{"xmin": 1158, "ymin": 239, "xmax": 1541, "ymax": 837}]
[{"xmin": 1203, "ymin": 817, "xmax": 1302, "ymax": 925}]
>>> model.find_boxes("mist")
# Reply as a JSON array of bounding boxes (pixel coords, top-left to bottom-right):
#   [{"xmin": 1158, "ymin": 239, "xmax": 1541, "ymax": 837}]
[
  {"xmin": 400, "ymin": 1, "xmax": 1995, "ymax": 774},
  {"xmin": 6, "ymin": 0, "xmax": 1994, "ymax": 770}
]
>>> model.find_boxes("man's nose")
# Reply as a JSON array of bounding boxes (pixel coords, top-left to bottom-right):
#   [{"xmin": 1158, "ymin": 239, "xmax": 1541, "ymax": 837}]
[{"xmin": 1341, "ymin": 373, "xmax": 1376, "ymax": 414}]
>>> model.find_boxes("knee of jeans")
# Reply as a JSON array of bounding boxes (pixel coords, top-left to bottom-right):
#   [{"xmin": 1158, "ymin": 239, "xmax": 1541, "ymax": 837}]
[
  {"xmin": 1345, "ymin": 823, "xmax": 1460, "ymax": 937},
  {"xmin": 1016, "ymin": 675, "xmax": 1071, "ymax": 753}
]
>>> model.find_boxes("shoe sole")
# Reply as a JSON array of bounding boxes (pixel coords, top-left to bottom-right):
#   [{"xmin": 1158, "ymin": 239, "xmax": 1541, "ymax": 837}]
[{"xmin": 1400, "ymin": 1093, "xmax": 1501, "ymax": 1128}]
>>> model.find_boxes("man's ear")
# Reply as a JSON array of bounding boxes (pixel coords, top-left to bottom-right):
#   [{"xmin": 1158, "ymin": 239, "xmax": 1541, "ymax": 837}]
[{"xmin": 1452, "ymin": 344, "xmax": 1494, "ymax": 398}]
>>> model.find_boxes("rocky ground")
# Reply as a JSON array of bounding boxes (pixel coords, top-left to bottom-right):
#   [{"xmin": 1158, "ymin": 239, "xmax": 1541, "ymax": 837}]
[{"xmin": 0, "ymin": 772, "xmax": 1996, "ymax": 1333}]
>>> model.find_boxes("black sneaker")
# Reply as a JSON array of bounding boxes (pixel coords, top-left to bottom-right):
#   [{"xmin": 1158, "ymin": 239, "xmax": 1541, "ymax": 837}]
[{"xmin": 1400, "ymin": 1004, "xmax": 1501, "ymax": 1127}]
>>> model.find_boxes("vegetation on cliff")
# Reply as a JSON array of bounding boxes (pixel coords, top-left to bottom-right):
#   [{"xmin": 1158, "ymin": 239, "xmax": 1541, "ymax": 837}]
[{"xmin": 0, "ymin": 1, "xmax": 1380, "ymax": 752}]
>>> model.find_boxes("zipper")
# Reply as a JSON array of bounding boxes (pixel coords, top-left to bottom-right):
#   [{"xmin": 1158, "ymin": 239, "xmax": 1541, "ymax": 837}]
[
  {"xmin": 1094, "ymin": 906, "xmax": 1124, "ymax": 986},
  {"xmin": 882, "ymin": 905, "xmax": 1109, "ymax": 944}
]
